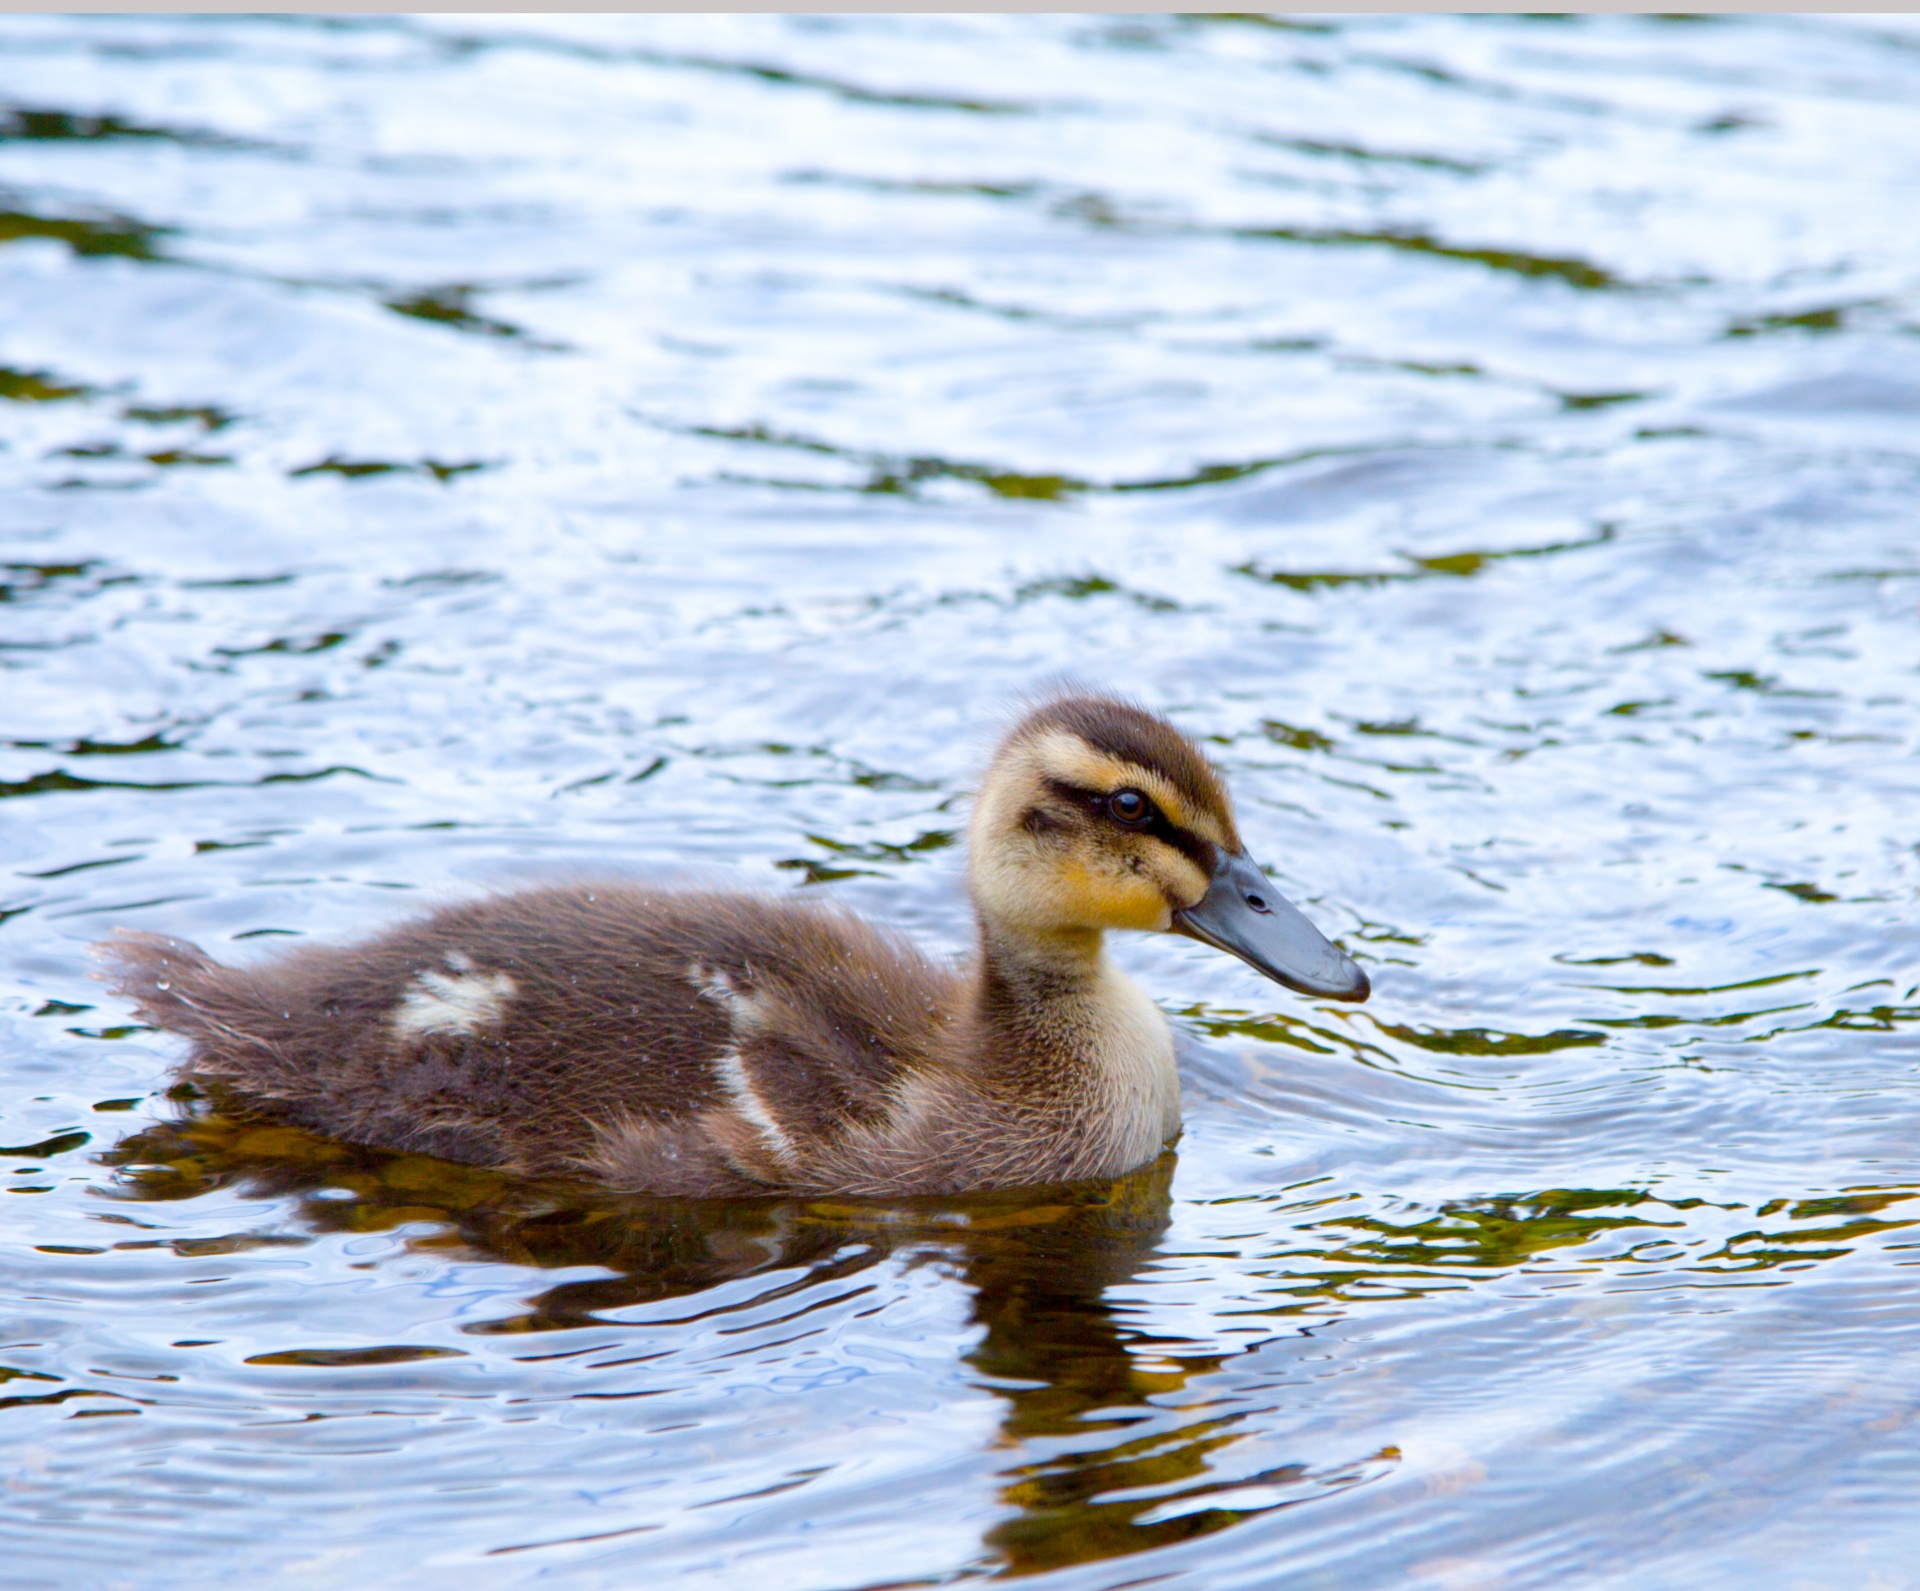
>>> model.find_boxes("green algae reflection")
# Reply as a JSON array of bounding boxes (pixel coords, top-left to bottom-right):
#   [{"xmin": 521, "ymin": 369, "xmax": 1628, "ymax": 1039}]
[{"xmin": 0, "ymin": 206, "xmax": 168, "ymax": 260}]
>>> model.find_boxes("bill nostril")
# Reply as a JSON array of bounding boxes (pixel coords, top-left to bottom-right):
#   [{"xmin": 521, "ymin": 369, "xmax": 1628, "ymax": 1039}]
[{"xmin": 1245, "ymin": 893, "xmax": 1270, "ymax": 913}]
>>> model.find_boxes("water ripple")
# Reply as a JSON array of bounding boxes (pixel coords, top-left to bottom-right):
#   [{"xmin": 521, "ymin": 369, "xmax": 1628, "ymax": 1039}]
[{"xmin": 4, "ymin": 13, "xmax": 1920, "ymax": 1591}]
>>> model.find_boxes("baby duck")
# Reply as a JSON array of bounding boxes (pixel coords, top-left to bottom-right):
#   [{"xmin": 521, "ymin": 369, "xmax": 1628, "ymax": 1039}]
[{"xmin": 100, "ymin": 694, "xmax": 1369, "ymax": 1197}]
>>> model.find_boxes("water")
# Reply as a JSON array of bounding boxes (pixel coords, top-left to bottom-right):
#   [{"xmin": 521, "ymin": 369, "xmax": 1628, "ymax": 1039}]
[{"xmin": 4, "ymin": 13, "xmax": 1919, "ymax": 1587}]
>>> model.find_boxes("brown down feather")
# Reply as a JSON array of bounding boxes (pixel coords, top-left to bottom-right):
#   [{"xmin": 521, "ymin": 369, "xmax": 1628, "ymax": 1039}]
[{"xmin": 97, "ymin": 694, "xmax": 1258, "ymax": 1196}]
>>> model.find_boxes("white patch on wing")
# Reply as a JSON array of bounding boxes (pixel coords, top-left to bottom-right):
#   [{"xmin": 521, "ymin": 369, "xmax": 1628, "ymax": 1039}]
[
  {"xmin": 391, "ymin": 954, "xmax": 517, "ymax": 1042},
  {"xmin": 688, "ymin": 963, "xmax": 793, "ymax": 1165},
  {"xmin": 713, "ymin": 1049, "xmax": 798, "ymax": 1166},
  {"xmin": 687, "ymin": 962, "xmax": 769, "ymax": 1034}
]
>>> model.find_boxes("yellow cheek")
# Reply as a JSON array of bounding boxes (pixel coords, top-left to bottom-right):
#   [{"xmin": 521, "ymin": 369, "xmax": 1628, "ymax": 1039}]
[
  {"xmin": 1164, "ymin": 856, "xmax": 1210, "ymax": 913},
  {"xmin": 1055, "ymin": 864, "xmax": 1173, "ymax": 931}
]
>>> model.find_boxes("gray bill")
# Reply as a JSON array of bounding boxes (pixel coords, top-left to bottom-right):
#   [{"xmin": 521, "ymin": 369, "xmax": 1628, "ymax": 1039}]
[{"xmin": 1171, "ymin": 852, "xmax": 1370, "ymax": 1001}]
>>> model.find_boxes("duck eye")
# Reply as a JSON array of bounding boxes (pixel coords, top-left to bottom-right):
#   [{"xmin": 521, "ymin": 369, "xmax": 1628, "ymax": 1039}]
[{"xmin": 1107, "ymin": 788, "xmax": 1149, "ymax": 825}]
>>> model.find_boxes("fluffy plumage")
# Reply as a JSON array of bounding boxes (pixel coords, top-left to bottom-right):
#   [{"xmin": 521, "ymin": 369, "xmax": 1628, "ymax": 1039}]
[{"xmin": 100, "ymin": 694, "xmax": 1364, "ymax": 1196}]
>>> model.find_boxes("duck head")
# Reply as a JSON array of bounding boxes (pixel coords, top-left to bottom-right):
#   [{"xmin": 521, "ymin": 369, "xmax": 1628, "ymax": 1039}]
[{"xmin": 967, "ymin": 694, "xmax": 1370, "ymax": 1001}]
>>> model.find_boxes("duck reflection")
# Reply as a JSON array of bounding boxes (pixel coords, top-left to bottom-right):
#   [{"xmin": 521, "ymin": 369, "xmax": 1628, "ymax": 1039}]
[{"xmin": 102, "ymin": 1112, "xmax": 1370, "ymax": 1574}]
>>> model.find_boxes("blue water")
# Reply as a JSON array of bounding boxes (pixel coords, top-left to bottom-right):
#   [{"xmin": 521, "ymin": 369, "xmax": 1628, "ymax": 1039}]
[{"xmin": 4, "ymin": 14, "xmax": 1920, "ymax": 1588}]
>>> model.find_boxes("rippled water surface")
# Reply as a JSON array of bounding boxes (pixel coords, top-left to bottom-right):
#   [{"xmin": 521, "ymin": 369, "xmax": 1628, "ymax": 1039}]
[{"xmin": 4, "ymin": 14, "xmax": 1920, "ymax": 1588}]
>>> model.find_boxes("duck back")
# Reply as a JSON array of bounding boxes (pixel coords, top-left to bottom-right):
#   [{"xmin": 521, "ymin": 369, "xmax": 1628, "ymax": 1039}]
[{"xmin": 102, "ymin": 886, "xmax": 959, "ymax": 1191}]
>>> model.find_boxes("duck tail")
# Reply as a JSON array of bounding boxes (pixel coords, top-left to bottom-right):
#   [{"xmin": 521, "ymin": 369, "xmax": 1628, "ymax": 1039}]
[
  {"xmin": 92, "ymin": 928, "xmax": 228, "ymax": 1037},
  {"xmin": 94, "ymin": 930, "xmax": 326, "ymax": 1110}
]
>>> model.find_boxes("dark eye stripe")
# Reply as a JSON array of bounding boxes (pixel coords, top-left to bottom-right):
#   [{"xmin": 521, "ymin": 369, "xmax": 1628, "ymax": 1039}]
[{"xmin": 1043, "ymin": 778, "xmax": 1218, "ymax": 876}]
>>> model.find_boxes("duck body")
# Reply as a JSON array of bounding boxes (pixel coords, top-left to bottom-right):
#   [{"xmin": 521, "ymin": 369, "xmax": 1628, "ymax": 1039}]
[{"xmin": 102, "ymin": 695, "xmax": 1367, "ymax": 1197}]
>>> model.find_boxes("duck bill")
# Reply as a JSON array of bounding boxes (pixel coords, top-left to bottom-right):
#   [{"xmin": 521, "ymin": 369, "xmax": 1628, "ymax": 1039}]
[{"xmin": 1171, "ymin": 853, "xmax": 1370, "ymax": 1002}]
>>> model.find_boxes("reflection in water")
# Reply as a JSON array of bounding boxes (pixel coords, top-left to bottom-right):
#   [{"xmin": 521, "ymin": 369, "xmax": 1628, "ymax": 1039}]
[
  {"xmin": 112, "ymin": 1107, "xmax": 1907, "ymax": 1575},
  {"xmin": 101, "ymin": 1113, "xmax": 1393, "ymax": 1574},
  {"xmin": 112, "ymin": 1110, "xmax": 1920, "ymax": 1575},
  {"xmin": 957, "ymin": 1165, "xmax": 1397, "ymax": 1575}
]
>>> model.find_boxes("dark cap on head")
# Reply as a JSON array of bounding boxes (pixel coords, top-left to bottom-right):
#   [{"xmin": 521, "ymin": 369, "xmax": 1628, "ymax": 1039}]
[{"xmin": 1008, "ymin": 693, "xmax": 1241, "ymax": 851}]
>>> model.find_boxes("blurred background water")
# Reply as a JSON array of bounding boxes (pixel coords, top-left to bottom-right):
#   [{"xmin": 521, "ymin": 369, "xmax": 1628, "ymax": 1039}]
[{"xmin": 3, "ymin": 13, "xmax": 1919, "ymax": 1589}]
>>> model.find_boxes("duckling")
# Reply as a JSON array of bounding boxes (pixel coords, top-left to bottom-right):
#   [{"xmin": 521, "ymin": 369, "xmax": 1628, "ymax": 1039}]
[{"xmin": 99, "ymin": 694, "xmax": 1369, "ymax": 1198}]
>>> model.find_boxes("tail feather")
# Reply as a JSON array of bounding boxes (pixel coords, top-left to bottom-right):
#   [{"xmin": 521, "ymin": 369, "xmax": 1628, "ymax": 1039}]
[
  {"xmin": 93, "ymin": 928, "xmax": 341, "ymax": 1121},
  {"xmin": 92, "ymin": 928, "xmax": 225, "ymax": 1034}
]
